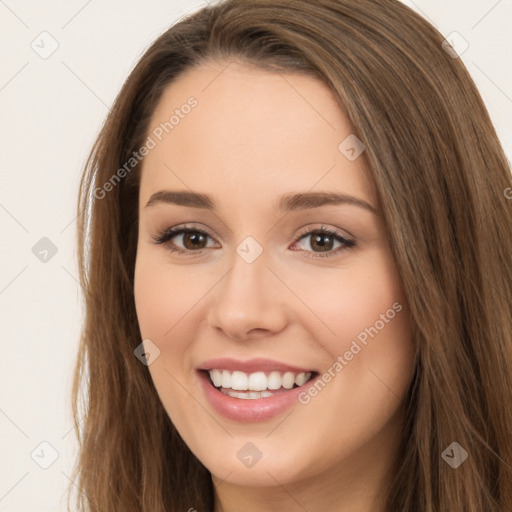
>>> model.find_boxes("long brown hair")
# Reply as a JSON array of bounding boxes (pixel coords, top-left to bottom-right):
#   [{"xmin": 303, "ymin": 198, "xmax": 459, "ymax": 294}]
[{"xmin": 69, "ymin": 0, "xmax": 512, "ymax": 510}]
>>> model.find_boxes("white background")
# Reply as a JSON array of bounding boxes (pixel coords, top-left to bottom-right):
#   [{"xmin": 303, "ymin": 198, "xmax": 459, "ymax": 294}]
[{"xmin": 0, "ymin": 1, "xmax": 511, "ymax": 510}]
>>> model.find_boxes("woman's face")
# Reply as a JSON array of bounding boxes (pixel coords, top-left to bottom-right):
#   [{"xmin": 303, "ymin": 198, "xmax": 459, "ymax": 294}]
[{"xmin": 134, "ymin": 61, "xmax": 414, "ymax": 504}]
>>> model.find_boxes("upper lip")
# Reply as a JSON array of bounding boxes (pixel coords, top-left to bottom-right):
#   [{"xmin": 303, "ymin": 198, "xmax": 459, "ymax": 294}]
[{"xmin": 197, "ymin": 357, "xmax": 316, "ymax": 374}]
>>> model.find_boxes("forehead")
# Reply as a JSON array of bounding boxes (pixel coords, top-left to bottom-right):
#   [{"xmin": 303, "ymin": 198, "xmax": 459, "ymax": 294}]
[{"xmin": 139, "ymin": 61, "xmax": 376, "ymax": 208}]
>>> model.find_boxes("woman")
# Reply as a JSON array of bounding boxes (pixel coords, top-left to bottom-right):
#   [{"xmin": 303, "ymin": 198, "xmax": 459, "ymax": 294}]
[{"xmin": 69, "ymin": 0, "xmax": 512, "ymax": 510}]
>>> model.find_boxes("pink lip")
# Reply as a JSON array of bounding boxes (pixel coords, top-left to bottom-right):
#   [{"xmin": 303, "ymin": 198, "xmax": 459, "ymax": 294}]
[
  {"xmin": 197, "ymin": 357, "xmax": 315, "ymax": 374},
  {"xmin": 197, "ymin": 359, "xmax": 319, "ymax": 422}
]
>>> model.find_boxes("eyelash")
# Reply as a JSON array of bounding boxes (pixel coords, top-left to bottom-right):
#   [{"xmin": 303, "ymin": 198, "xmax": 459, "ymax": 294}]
[{"xmin": 151, "ymin": 224, "xmax": 356, "ymax": 259}]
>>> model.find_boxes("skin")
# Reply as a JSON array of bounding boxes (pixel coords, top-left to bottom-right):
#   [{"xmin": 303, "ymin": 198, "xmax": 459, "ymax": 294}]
[{"xmin": 134, "ymin": 60, "xmax": 415, "ymax": 512}]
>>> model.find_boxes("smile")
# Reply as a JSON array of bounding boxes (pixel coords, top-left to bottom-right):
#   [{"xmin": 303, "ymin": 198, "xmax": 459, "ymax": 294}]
[
  {"xmin": 197, "ymin": 358, "xmax": 319, "ymax": 421},
  {"xmin": 207, "ymin": 369, "xmax": 314, "ymax": 399}
]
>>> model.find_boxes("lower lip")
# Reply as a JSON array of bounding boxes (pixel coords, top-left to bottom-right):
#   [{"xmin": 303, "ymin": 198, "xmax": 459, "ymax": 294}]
[{"xmin": 198, "ymin": 371, "xmax": 315, "ymax": 422}]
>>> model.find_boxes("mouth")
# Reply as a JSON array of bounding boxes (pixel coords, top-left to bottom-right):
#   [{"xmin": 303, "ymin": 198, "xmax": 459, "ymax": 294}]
[
  {"xmin": 196, "ymin": 357, "xmax": 320, "ymax": 421},
  {"xmin": 200, "ymin": 368, "xmax": 319, "ymax": 400}
]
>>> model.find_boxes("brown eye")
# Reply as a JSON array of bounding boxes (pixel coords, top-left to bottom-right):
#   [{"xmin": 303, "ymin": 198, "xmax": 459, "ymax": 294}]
[
  {"xmin": 152, "ymin": 226, "xmax": 218, "ymax": 254},
  {"xmin": 292, "ymin": 227, "xmax": 356, "ymax": 258},
  {"xmin": 182, "ymin": 231, "xmax": 208, "ymax": 250},
  {"xmin": 309, "ymin": 232, "xmax": 335, "ymax": 252}
]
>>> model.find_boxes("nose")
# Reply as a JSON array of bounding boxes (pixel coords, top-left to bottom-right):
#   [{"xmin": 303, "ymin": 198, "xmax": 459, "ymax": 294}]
[{"xmin": 206, "ymin": 250, "xmax": 288, "ymax": 341}]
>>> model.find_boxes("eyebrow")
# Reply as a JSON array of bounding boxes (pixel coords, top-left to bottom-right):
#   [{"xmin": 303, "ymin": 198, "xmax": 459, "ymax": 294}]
[{"xmin": 145, "ymin": 190, "xmax": 378, "ymax": 215}]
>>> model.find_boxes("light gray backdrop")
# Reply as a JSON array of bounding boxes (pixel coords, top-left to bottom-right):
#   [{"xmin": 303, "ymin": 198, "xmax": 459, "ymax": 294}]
[{"xmin": 0, "ymin": 1, "xmax": 511, "ymax": 510}]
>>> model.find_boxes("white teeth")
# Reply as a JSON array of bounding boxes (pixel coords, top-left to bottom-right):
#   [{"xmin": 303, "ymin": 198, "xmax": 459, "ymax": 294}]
[
  {"xmin": 282, "ymin": 372, "xmax": 295, "ymax": 389},
  {"xmin": 228, "ymin": 391, "xmax": 250, "ymax": 399},
  {"xmin": 221, "ymin": 370, "xmax": 231, "ymax": 388},
  {"xmin": 208, "ymin": 369, "xmax": 313, "ymax": 392},
  {"xmin": 295, "ymin": 372, "xmax": 308, "ymax": 386},
  {"xmin": 223, "ymin": 389, "xmax": 275, "ymax": 399},
  {"xmin": 231, "ymin": 371, "xmax": 249, "ymax": 390},
  {"xmin": 210, "ymin": 369, "xmax": 222, "ymax": 387},
  {"xmin": 267, "ymin": 371, "xmax": 282, "ymax": 390},
  {"xmin": 248, "ymin": 372, "xmax": 267, "ymax": 391}
]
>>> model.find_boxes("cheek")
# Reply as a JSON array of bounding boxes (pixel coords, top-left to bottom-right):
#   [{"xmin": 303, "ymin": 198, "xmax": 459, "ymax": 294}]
[
  {"xmin": 286, "ymin": 249, "xmax": 408, "ymax": 353},
  {"xmin": 133, "ymin": 256, "xmax": 203, "ymax": 430},
  {"xmin": 134, "ymin": 253, "xmax": 206, "ymax": 341}
]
